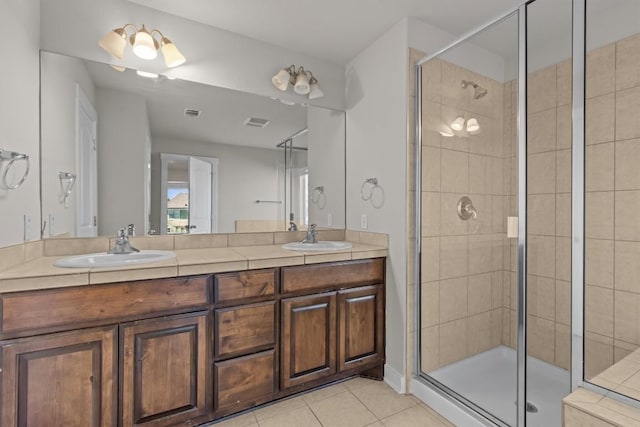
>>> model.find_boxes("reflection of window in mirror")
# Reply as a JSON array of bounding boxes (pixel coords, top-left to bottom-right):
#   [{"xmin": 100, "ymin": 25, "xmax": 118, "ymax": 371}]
[{"xmin": 167, "ymin": 186, "xmax": 189, "ymax": 234}]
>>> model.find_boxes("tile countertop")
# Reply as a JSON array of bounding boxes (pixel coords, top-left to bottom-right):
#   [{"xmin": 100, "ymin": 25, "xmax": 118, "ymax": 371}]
[{"xmin": 0, "ymin": 242, "xmax": 388, "ymax": 293}]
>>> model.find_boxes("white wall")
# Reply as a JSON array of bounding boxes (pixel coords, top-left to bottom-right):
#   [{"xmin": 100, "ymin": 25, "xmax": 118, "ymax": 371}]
[
  {"xmin": 40, "ymin": 53, "xmax": 96, "ymax": 238},
  {"xmin": 96, "ymin": 88, "xmax": 150, "ymax": 235},
  {"xmin": 152, "ymin": 138, "xmax": 282, "ymax": 233},
  {"xmin": 0, "ymin": 0, "xmax": 40, "ymax": 247},
  {"xmin": 307, "ymin": 106, "xmax": 346, "ymax": 229},
  {"xmin": 39, "ymin": 0, "xmax": 345, "ymax": 111}
]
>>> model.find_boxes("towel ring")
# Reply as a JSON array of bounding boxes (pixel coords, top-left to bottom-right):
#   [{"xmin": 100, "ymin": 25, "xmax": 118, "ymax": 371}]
[
  {"xmin": 0, "ymin": 150, "xmax": 30, "ymax": 190},
  {"xmin": 360, "ymin": 178, "xmax": 378, "ymax": 201}
]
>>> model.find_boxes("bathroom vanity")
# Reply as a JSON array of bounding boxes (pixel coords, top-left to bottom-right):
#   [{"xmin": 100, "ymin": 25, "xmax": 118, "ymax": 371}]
[{"xmin": 0, "ymin": 257, "xmax": 385, "ymax": 426}]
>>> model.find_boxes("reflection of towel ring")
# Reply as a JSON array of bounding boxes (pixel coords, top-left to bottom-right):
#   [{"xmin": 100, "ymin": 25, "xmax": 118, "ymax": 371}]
[
  {"xmin": 360, "ymin": 178, "xmax": 378, "ymax": 201},
  {"xmin": 0, "ymin": 150, "xmax": 30, "ymax": 190},
  {"xmin": 311, "ymin": 186, "xmax": 326, "ymax": 209}
]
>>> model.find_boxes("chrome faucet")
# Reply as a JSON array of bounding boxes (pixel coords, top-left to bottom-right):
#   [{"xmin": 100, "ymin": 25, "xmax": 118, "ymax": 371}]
[
  {"xmin": 288, "ymin": 221, "xmax": 298, "ymax": 231},
  {"xmin": 127, "ymin": 223, "xmax": 135, "ymax": 237},
  {"xmin": 302, "ymin": 224, "xmax": 318, "ymax": 244},
  {"xmin": 109, "ymin": 227, "xmax": 140, "ymax": 254}
]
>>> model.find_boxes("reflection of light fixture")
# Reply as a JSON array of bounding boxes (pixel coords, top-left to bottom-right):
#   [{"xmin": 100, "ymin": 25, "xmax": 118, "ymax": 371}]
[
  {"xmin": 136, "ymin": 70, "xmax": 159, "ymax": 79},
  {"xmin": 99, "ymin": 24, "xmax": 186, "ymax": 68},
  {"xmin": 451, "ymin": 116, "xmax": 465, "ymax": 131},
  {"xmin": 271, "ymin": 65, "xmax": 323, "ymax": 99},
  {"xmin": 466, "ymin": 117, "xmax": 480, "ymax": 132}
]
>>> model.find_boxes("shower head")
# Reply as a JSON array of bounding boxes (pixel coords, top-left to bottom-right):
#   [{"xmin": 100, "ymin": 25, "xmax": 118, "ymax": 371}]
[{"xmin": 461, "ymin": 80, "xmax": 488, "ymax": 100}]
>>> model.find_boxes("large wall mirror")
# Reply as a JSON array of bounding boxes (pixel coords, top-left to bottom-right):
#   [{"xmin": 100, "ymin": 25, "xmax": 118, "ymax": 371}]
[{"xmin": 40, "ymin": 51, "xmax": 345, "ymax": 238}]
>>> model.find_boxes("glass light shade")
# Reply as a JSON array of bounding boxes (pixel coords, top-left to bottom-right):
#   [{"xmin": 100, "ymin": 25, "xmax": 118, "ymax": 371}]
[
  {"xmin": 466, "ymin": 117, "xmax": 480, "ymax": 132},
  {"xmin": 308, "ymin": 82, "xmax": 324, "ymax": 100},
  {"xmin": 136, "ymin": 70, "xmax": 159, "ymax": 79},
  {"xmin": 450, "ymin": 116, "xmax": 465, "ymax": 131},
  {"xmin": 132, "ymin": 28, "xmax": 158, "ymax": 60},
  {"xmin": 161, "ymin": 40, "xmax": 186, "ymax": 68},
  {"xmin": 294, "ymin": 72, "xmax": 310, "ymax": 95},
  {"xmin": 439, "ymin": 124, "xmax": 454, "ymax": 137},
  {"xmin": 99, "ymin": 29, "xmax": 127, "ymax": 59},
  {"xmin": 272, "ymin": 69, "xmax": 291, "ymax": 91}
]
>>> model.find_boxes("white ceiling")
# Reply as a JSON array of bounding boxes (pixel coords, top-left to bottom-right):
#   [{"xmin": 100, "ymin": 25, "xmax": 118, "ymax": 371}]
[
  {"xmin": 84, "ymin": 59, "xmax": 308, "ymax": 150},
  {"xmin": 129, "ymin": 0, "xmax": 523, "ymax": 64}
]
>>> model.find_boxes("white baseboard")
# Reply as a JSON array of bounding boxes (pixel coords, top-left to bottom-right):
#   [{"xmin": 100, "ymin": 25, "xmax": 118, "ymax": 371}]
[
  {"xmin": 384, "ymin": 364, "xmax": 407, "ymax": 393},
  {"xmin": 410, "ymin": 378, "xmax": 491, "ymax": 426}
]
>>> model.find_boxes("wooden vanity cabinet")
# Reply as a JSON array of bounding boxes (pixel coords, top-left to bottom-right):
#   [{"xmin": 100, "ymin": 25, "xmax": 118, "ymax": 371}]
[{"xmin": 0, "ymin": 325, "xmax": 118, "ymax": 427}]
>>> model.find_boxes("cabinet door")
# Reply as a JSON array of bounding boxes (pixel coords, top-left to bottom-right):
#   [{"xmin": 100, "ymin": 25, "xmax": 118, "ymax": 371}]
[
  {"xmin": 338, "ymin": 285, "xmax": 384, "ymax": 371},
  {"xmin": 121, "ymin": 312, "xmax": 209, "ymax": 427},
  {"xmin": 281, "ymin": 292, "xmax": 336, "ymax": 389},
  {"xmin": 215, "ymin": 301, "xmax": 276, "ymax": 359},
  {"xmin": 0, "ymin": 325, "xmax": 117, "ymax": 427}
]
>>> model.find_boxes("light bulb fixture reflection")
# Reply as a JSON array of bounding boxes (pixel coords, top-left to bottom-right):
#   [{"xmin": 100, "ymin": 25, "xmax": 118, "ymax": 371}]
[
  {"xmin": 271, "ymin": 65, "xmax": 323, "ymax": 100},
  {"xmin": 450, "ymin": 116, "xmax": 465, "ymax": 131},
  {"xmin": 136, "ymin": 70, "xmax": 159, "ymax": 79},
  {"xmin": 99, "ymin": 24, "xmax": 186, "ymax": 68},
  {"xmin": 466, "ymin": 117, "xmax": 480, "ymax": 132}
]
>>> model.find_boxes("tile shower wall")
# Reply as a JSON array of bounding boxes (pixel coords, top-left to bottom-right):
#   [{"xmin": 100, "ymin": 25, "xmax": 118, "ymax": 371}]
[{"xmin": 420, "ymin": 58, "xmax": 508, "ymax": 371}]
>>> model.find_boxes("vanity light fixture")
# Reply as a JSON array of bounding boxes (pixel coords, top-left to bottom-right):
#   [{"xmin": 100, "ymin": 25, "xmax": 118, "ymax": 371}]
[
  {"xmin": 466, "ymin": 117, "xmax": 480, "ymax": 132},
  {"xmin": 450, "ymin": 116, "xmax": 465, "ymax": 131},
  {"xmin": 449, "ymin": 116, "xmax": 481, "ymax": 133},
  {"xmin": 99, "ymin": 24, "xmax": 186, "ymax": 68},
  {"xmin": 272, "ymin": 65, "xmax": 324, "ymax": 100}
]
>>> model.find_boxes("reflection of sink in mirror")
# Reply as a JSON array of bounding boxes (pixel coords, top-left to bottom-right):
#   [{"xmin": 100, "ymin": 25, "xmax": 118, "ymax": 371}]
[
  {"xmin": 281, "ymin": 241, "xmax": 352, "ymax": 251},
  {"xmin": 54, "ymin": 250, "xmax": 176, "ymax": 268}
]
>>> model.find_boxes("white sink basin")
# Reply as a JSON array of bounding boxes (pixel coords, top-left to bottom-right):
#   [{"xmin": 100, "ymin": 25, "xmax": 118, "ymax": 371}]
[
  {"xmin": 54, "ymin": 250, "xmax": 176, "ymax": 268},
  {"xmin": 281, "ymin": 241, "xmax": 353, "ymax": 251}
]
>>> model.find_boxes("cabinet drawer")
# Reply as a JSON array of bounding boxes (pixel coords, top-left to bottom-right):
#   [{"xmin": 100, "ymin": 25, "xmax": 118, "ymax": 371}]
[
  {"xmin": 281, "ymin": 259, "xmax": 384, "ymax": 293},
  {"xmin": 214, "ymin": 301, "xmax": 276, "ymax": 359},
  {"xmin": 214, "ymin": 349, "xmax": 276, "ymax": 412},
  {"xmin": 214, "ymin": 269, "xmax": 276, "ymax": 304},
  {"xmin": 0, "ymin": 276, "xmax": 210, "ymax": 334}
]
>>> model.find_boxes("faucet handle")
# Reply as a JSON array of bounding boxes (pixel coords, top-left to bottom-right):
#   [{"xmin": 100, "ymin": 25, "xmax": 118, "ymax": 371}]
[
  {"xmin": 127, "ymin": 224, "xmax": 135, "ymax": 236},
  {"xmin": 309, "ymin": 224, "xmax": 317, "ymax": 232},
  {"xmin": 116, "ymin": 228, "xmax": 127, "ymax": 239}
]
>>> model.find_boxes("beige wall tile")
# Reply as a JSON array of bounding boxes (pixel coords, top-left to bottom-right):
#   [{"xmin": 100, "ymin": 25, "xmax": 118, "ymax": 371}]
[
  {"xmin": 468, "ymin": 273, "xmax": 492, "ymax": 315},
  {"xmin": 528, "ymin": 315, "xmax": 555, "ymax": 364},
  {"xmin": 586, "ymin": 94, "xmax": 615, "ymax": 145},
  {"xmin": 469, "ymin": 154, "xmax": 488, "ymax": 194},
  {"xmin": 0, "ymin": 244, "xmax": 25, "ymax": 272},
  {"xmin": 556, "ymin": 237, "xmax": 571, "ymax": 282},
  {"xmin": 422, "ymin": 192, "xmax": 441, "ymax": 237},
  {"xmin": 556, "ymin": 280, "xmax": 571, "ymax": 326},
  {"xmin": 527, "ymin": 275, "xmax": 556, "ymax": 321},
  {"xmin": 421, "ymin": 326, "xmax": 440, "ymax": 372},
  {"xmin": 126, "ymin": 235, "xmax": 175, "ymax": 250},
  {"xmin": 556, "ymin": 104, "xmax": 572, "ymax": 150},
  {"xmin": 491, "ymin": 196, "xmax": 506, "ymax": 234},
  {"xmin": 614, "ymin": 290, "xmax": 640, "ymax": 345},
  {"xmin": 528, "ymin": 65, "xmax": 557, "ymax": 113},
  {"xmin": 528, "ymin": 108, "xmax": 557, "ymax": 154},
  {"xmin": 422, "ymin": 147, "xmax": 441, "ymax": 192},
  {"xmin": 469, "ymin": 115, "xmax": 491, "ymax": 156},
  {"xmin": 491, "ymin": 271, "xmax": 503, "ymax": 309},
  {"xmin": 440, "ymin": 236, "xmax": 468, "ymax": 279},
  {"xmin": 43, "ymin": 237, "xmax": 110, "ymax": 256},
  {"xmin": 441, "ymin": 106, "xmax": 469, "ymax": 152},
  {"xmin": 228, "ymin": 233, "xmax": 274, "ymax": 247},
  {"xmin": 564, "ymin": 405, "xmax": 616, "ymax": 427},
  {"xmin": 490, "ymin": 235, "xmax": 504, "ymax": 272},
  {"xmin": 421, "ymin": 237, "xmax": 440, "ymax": 283},
  {"xmin": 616, "ymin": 87, "xmax": 640, "ymax": 141},
  {"xmin": 502, "ymin": 308, "xmax": 512, "ymax": 347},
  {"xmin": 615, "ymin": 190, "xmax": 640, "ymax": 241},
  {"xmin": 490, "ymin": 118, "xmax": 505, "ymax": 158},
  {"xmin": 490, "ymin": 157, "xmax": 504, "ymax": 196},
  {"xmin": 468, "ymin": 234, "xmax": 493, "ymax": 275},
  {"xmin": 586, "ymin": 44, "xmax": 616, "ymax": 98},
  {"xmin": 586, "ymin": 285, "xmax": 614, "ymax": 337},
  {"xmin": 528, "ymin": 151, "xmax": 556, "ymax": 194},
  {"xmin": 471, "ymin": 195, "xmax": 492, "ymax": 235},
  {"xmin": 528, "ymin": 194, "xmax": 556, "ymax": 236},
  {"xmin": 174, "ymin": 233, "xmax": 228, "ymax": 249},
  {"xmin": 586, "ymin": 332, "xmax": 615, "ymax": 380},
  {"xmin": 616, "ymin": 139, "xmax": 640, "ymax": 191},
  {"xmin": 439, "ymin": 319, "xmax": 468, "ymax": 366},
  {"xmin": 358, "ymin": 231, "xmax": 388, "ymax": 247},
  {"xmin": 586, "ymin": 142, "xmax": 615, "ymax": 191},
  {"xmin": 503, "ymin": 271, "xmax": 511, "ymax": 307},
  {"xmin": 615, "ymin": 340, "xmax": 639, "ymax": 364},
  {"xmin": 422, "ymin": 58, "xmax": 442, "ymax": 103},
  {"xmin": 491, "ymin": 309, "xmax": 503, "ymax": 347},
  {"xmin": 441, "ymin": 149, "xmax": 469, "ymax": 193},
  {"xmin": 556, "ymin": 59, "xmax": 572, "ymax": 106},
  {"xmin": 616, "ymin": 33, "xmax": 640, "ymax": 91},
  {"xmin": 24, "ymin": 240, "xmax": 43, "ymax": 261},
  {"xmin": 528, "ymin": 235, "xmax": 556, "ymax": 278},
  {"xmin": 468, "ymin": 312, "xmax": 492, "ymax": 355},
  {"xmin": 421, "ymin": 281, "xmax": 440, "ymax": 328},
  {"xmin": 615, "ymin": 240, "xmax": 640, "ymax": 293},
  {"xmin": 439, "ymin": 277, "xmax": 467, "ymax": 322},
  {"xmin": 441, "ymin": 62, "xmax": 469, "ymax": 111},
  {"xmin": 555, "ymin": 149, "xmax": 572, "ymax": 194},
  {"xmin": 556, "ymin": 194, "xmax": 571, "ymax": 237},
  {"xmin": 586, "ymin": 239, "xmax": 614, "ymax": 288},
  {"xmin": 440, "ymin": 193, "xmax": 468, "ymax": 236},
  {"xmin": 422, "ymin": 101, "xmax": 442, "ymax": 148},
  {"xmin": 556, "ymin": 323, "xmax": 571, "ymax": 370},
  {"xmin": 586, "ymin": 191, "xmax": 614, "ymax": 239}
]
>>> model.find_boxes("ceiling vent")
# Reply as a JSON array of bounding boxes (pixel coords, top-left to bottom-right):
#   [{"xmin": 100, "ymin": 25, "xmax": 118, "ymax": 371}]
[
  {"xmin": 184, "ymin": 108, "xmax": 201, "ymax": 118},
  {"xmin": 244, "ymin": 117, "xmax": 270, "ymax": 128}
]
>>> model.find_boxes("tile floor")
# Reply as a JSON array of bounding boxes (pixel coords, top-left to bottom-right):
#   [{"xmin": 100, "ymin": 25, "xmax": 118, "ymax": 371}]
[{"xmin": 208, "ymin": 378, "xmax": 453, "ymax": 427}]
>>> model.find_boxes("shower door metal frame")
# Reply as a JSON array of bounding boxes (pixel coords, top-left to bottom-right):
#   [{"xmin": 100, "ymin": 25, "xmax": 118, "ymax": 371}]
[{"xmin": 413, "ymin": 3, "xmax": 530, "ymax": 426}]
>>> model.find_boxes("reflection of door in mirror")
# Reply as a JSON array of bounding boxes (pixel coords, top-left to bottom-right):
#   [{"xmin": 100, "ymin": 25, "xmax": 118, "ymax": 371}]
[
  {"xmin": 160, "ymin": 154, "xmax": 218, "ymax": 235},
  {"xmin": 75, "ymin": 85, "xmax": 97, "ymax": 237}
]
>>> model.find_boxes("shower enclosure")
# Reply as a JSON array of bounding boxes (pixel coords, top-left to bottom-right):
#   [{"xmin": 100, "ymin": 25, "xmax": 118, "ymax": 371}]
[{"xmin": 414, "ymin": 0, "xmax": 640, "ymax": 425}]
